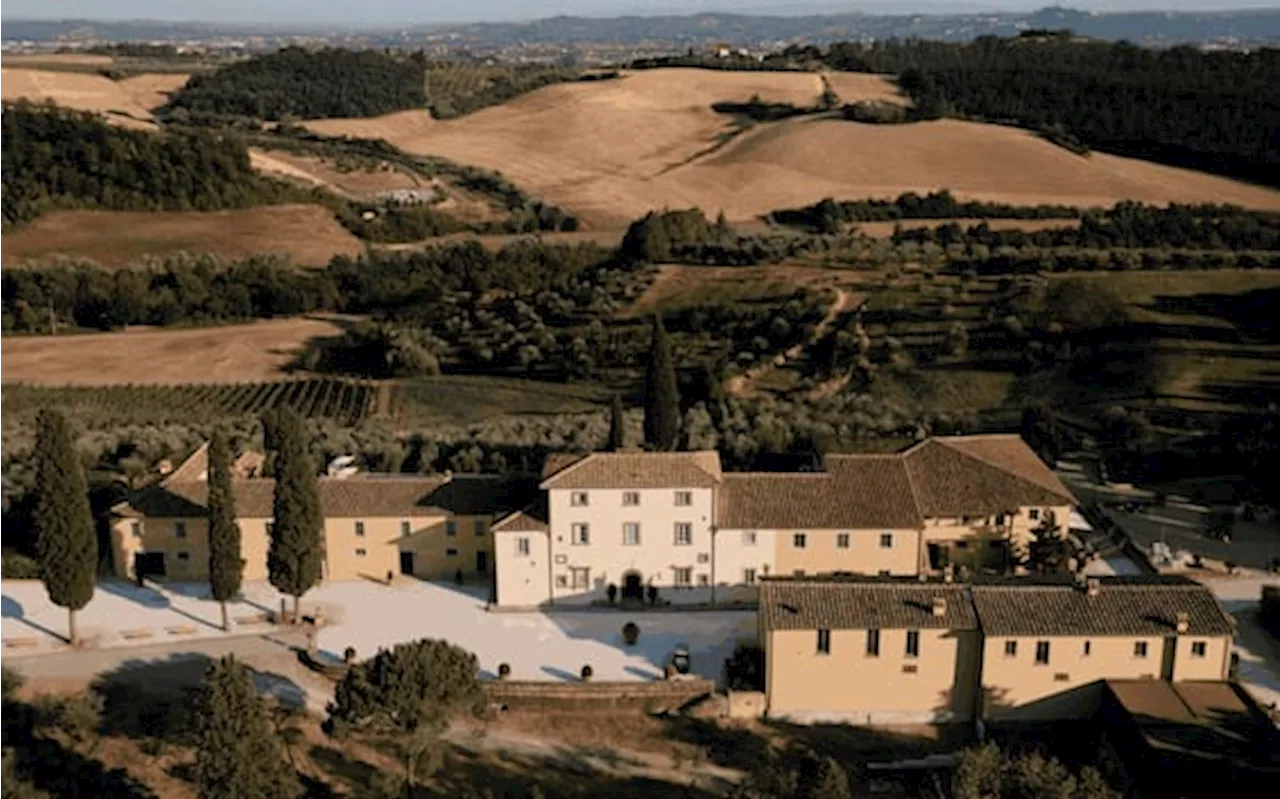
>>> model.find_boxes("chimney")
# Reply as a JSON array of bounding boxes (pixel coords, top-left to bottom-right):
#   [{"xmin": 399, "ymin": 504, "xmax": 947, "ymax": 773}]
[
  {"xmin": 932, "ymin": 597, "xmax": 947, "ymax": 617},
  {"xmin": 1086, "ymin": 578, "xmax": 1100, "ymax": 597},
  {"xmin": 1175, "ymin": 612, "xmax": 1189, "ymax": 634}
]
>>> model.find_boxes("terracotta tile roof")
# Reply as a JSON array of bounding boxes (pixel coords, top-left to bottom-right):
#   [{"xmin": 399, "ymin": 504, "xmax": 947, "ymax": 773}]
[
  {"xmin": 540, "ymin": 451, "xmax": 722, "ymax": 489},
  {"xmin": 541, "ymin": 453, "xmax": 590, "ymax": 481},
  {"xmin": 119, "ymin": 475, "xmax": 534, "ymax": 521},
  {"xmin": 902, "ymin": 436, "xmax": 1074, "ymax": 518},
  {"xmin": 492, "ymin": 497, "xmax": 550, "ymax": 533},
  {"xmin": 760, "ymin": 578, "xmax": 978, "ymax": 632},
  {"xmin": 718, "ymin": 457, "xmax": 922, "ymax": 530},
  {"xmin": 971, "ymin": 576, "xmax": 1234, "ymax": 637}
]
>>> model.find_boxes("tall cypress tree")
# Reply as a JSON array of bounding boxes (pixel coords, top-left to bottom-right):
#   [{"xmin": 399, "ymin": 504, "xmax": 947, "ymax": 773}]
[
  {"xmin": 267, "ymin": 408, "xmax": 323, "ymax": 621},
  {"xmin": 643, "ymin": 315, "xmax": 681, "ymax": 451},
  {"xmin": 607, "ymin": 394, "xmax": 626, "ymax": 451},
  {"xmin": 32, "ymin": 409, "xmax": 97, "ymax": 647},
  {"xmin": 195, "ymin": 655, "xmax": 301, "ymax": 799},
  {"xmin": 207, "ymin": 431, "xmax": 245, "ymax": 632}
]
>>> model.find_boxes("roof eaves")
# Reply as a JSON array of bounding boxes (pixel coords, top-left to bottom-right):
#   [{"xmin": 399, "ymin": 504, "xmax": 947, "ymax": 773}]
[{"xmin": 538, "ymin": 453, "xmax": 594, "ymax": 489}]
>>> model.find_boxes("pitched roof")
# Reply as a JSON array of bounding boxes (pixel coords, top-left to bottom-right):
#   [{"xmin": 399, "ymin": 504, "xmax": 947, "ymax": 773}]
[
  {"xmin": 902, "ymin": 436, "xmax": 1074, "ymax": 518},
  {"xmin": 539, "ymin": 451, "xmax": 722, "ymax": 489},
  {"xmin": 718, "ymin": 457, "xmax": 922, "ymax": 530},
  {"xmin": 117, "ymin": 474, "xmax": 533, "ymax": 520},
  {"xmin": 492, "ymin": 497, "xmax": 550, "ymax": 533},
  {"xmin": 760, "ymin": 578, "xmax": 978, "ymax": 632},
  {"xmin": 971, "ymin": 576, "xmax": 1234, "ymax": 637}
]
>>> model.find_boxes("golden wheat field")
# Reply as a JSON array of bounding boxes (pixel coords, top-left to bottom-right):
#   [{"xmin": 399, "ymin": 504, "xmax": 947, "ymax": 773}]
[
  {"xmin": 0, "ymin": 67, "xmax": 189, "ymax": 127},
  {"xmin": 303, "ymin": 68, "xmax": 1280, "ymax": 228},
  {"xmin": 1, "ymin": 205, "xmax": 363, "ymax": 268}
]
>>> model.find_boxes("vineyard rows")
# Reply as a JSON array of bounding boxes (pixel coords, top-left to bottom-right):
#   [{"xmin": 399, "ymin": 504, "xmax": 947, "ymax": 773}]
[{"xmin": 2, "ymin": 378, "xmax": 381, "ymax": 427}]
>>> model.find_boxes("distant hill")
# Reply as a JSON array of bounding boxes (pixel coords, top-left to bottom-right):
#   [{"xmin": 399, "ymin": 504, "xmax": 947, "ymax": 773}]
[{"xmin": 4, "ymin": 7, "xmax": 1279, "ymax": 49}]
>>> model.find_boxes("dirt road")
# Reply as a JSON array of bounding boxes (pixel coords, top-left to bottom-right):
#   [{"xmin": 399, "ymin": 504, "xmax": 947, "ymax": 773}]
[{"xmin": 726, "ymin": 284, "xmax": 856, "ymax": 398}]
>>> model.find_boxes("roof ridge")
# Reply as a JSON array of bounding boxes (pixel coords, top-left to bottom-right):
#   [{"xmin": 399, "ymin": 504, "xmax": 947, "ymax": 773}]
[
  {"xmin": 930, "ymin": 437, "xmax": 1074, "ymax": 502},
  {"xmin": 723, "ymin": 471, "xmax": 834, "ymax": 478}
]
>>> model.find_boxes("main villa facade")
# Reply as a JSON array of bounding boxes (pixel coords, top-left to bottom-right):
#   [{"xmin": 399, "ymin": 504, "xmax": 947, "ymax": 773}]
[{"xmin": 110, "ymin": 434, "xmax": 1075, "ymax": 609}]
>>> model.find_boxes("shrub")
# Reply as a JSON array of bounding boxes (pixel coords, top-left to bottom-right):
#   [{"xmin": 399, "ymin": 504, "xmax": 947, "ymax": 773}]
[
  {"xmin": 580, "ymin": 664, "xmax": 593, "ymax": 682},
  {"xmin": 343, "ymin": 646, "xmax": 357, "ymax": 663},
  {"xmin": 622, "ymin": 622, "xmax": 640, "ymax": 646},
  {"xmin": 497, "ymin": 663, "xmax": 511, "ymax": 680},
  {"xmin": 606, "ymin": 583, "xmax": 618, "ymax": 604},
  {"xmin": 724, "ymin": 644, "xmax": 766, "ymax": 691},
  {"xmin": 1, "ymin": 551, "xmax": 40, "ymax": 579}
]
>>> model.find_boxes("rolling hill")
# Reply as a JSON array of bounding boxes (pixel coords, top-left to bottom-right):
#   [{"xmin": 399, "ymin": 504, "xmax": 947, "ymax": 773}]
[
  {"xmin": 0, "ymin": 68, "xmax": 189, "ymax": 128},
  {"xmin": 304, "ymin": 68, "xmax": 1280, "ymax": 228}
]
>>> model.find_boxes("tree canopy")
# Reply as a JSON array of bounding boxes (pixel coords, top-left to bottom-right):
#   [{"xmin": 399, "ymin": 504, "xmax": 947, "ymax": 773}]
[
  {"xmin": 643, "ymin": 316, "xmax": 681, "ymax": 451},
  {"xmin": 207, "ymin": 431, "xmax": 245, "ymax": 632},
  {"xmin": 267, "ymin": 407, "xmax": 324, "ymax": 616}
]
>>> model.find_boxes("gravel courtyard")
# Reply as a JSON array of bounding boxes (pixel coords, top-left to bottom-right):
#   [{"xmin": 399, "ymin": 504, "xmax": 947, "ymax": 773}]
[{"xmin": 2, "ymin": 578, "xmax": 756, "ymax": 683}]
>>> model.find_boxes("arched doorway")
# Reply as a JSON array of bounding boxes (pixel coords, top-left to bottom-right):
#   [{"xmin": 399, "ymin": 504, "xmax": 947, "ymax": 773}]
[{"xmin": 621, "ymin": 571, "xmax": 644, "ymax": 601}]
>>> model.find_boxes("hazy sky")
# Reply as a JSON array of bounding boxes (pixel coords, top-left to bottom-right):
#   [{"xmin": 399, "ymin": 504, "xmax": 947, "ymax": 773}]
[{"xmin": 3, "ymin": 1, "xmax": 1277, "ymax": 25}]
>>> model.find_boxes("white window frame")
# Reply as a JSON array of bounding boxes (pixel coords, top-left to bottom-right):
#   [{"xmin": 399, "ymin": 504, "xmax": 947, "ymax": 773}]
[
  {"xmin": 673, "ymin": 567, "xmax": 692, "ymax": 587},
  {"xmin": 623, "ymin": 522, "xmax": 641, "ymax": 546},
  {"xmin": 570, "ymin": 567, "xmax": 590, "ymax": 590},
  {"xmin": 674, "ymin": 522, "xmax": 693, "ymax": 546},
  {"xmin": 571, "ymin": 523, "xmax": 590, "ymax": 546},
  {"xmin": 743, "ymin": 567, "xmax": 757, "ymax": 585},
  {"xmin": 622, "ymin": 491, "xmax": 640, "ymax": 506},
  {"xmin": 674, "ymin": 491, "xmax": 693, "ymax": 507},
  {"xmin": 836, "ymin": 533, "xmax": 850, "ymax": 549},
  {"xmin": 516, "ymin": 537, "xmax": 531, "ymax": 557},
  {"xmin": 571, "ymin": 491, "xmax": 589, "ymax": 507}
]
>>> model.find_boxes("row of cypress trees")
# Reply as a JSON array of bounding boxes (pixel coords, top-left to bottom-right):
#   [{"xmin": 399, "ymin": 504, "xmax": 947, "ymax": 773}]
[{"xmin": 31, "ymin": 406, "xmax": 324, "ymax": 646}]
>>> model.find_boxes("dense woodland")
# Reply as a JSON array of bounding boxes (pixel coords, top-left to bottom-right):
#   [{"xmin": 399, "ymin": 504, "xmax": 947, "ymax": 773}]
[
  {"xmin": 0, "ymin": 102, "xmax": 306, "ymax": 226},
  {"xmin": 823, "ymin": 37, "xmax": 1280, "ymax": 185},
  {"xmin": 163, "ymin": 47, "xmax": 427, "ymax": 120},
  {"xmin": 770, "ymin": 191, "xmax": 1084, "ymax": 231}
]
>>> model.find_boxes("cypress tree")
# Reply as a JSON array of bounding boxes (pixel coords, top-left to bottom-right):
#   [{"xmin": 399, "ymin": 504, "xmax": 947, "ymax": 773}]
[
  {"xmin": 607, "ymin": 394, "xmax": 626, "ymax": 451},
  {"xmin": 207, "ymin": 431, "xmax": 245, "ymax": 632},
  {"xmin": 267, "ymin": 408, "xmax": 324, "ymax": 621},
  {"xmin": 32, "ymin": 409, "xmax": 96, "ymax": 647},
  {"xmin": 643, "ymin": 315, "xmax": 680, "ymax": 451},
  {"xmin": 195, "ymin": 655, "xmax": 301, "ymax": 799}
]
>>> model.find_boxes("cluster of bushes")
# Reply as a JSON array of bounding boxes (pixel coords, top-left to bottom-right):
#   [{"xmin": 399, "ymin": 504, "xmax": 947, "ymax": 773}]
[
  {"xmin": 423, "ymin": 63, "xmax": 581, "ymax": 119},
  {"xmin": 162, "ymin": 47, "xmax": 427, "ymax": 120},
  {"xmin": 335, "ymin": 203, "xmax": 472, "ymax": 242},
  {"xmin": 770, "ymin": 190, "xmax": 1083, "ymax": 231},
  {"xmin": 619, "ymin": 208, "xmax": 725, "ymax": 262},
  {"xmin": 711, "ymin": 97, "xmax": 818, "ymax": 123},
  {"xmin": 1, "ymin": 101, "xmax": 310, "ymax": 226},
  {"xmin": 823, "ymin": 36, "xmax": 1280, "ymax": 184}
]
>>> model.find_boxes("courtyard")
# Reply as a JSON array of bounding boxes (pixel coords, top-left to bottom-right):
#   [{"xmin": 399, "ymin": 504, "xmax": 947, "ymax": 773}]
[{"xmin": 1, "ymin": 577, "xmax": 755, "ymax": 684}]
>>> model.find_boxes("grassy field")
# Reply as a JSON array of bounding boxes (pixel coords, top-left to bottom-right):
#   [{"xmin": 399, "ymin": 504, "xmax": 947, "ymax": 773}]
[
  {"xmin": 0, "ymin": 67, "xmax": 188, "ymax": 128},
  {"xmin": 622, "ymin": 263, "xmax": 852, "ymax": 317},
  {"xmin": 0, "ymin": 205, "xmax": 363, "ymax": 268},
  {"xmin": 1048, "ymin": 270, "xmax": 1280, "ymax": 328},
  {"xmin": 387, "ymin": 375, "xmax": 610, "ymax": 426},
  {"xmin": 0, "ymin": 316, "xmax": 349, "ymax": 385},
  {"xmin": 304, "ymin": 68, "xmax": 1280, "ymax": 229}
]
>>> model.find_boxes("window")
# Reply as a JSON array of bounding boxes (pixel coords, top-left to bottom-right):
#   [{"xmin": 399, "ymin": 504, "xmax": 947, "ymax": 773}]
[
  {"xmin": 1191, "ymin": 641, "xmax": 1207, "ymax": 658},
  {"xmin": 474, "ymin": 519, "xmax": 488, "ymax": 536},
  {"xmin": 674, "ymin": 522, "xmax": 693, "ymax": 546},
  {"xmin": 675, "ymin": 491, "xmax": 693, "ymax": 506},
  {"xmin": 1083, "ymin": 641, "xmax": 1092, "ymax": 657},
  {"xmin": 902, "ymin": 664, "xmax": 918, "ymax": 674},
  {"xmin": 174, "ymin": 521, "xmax": 187, "ymax": 539},
  {"xmin": 878, "ymin": 570, "xmax": 891, "ymax": 577},
  {"xmin": 836, "ymin": 533, "xmax": 850, "ymax": 549},
  {"xmin": 793, "ymin": 533, "xmax": 807, "ymax": 549},
  {"xmin": 555, "ymin": 575, "xmax": 568, "ymax": 588},
  {"xmin": 571, "ymin": 491, "xmax": 589, "ymax": 507},
  {"xmin": 879, "ymin": 533, "xmax": 893, "ymax": 549},
  {"xmin": 1035, "ymin": 641, "xmax": 1051, "ymax": 665},
  {"xmin": 794, "ymin": 569, "xmax": 806, "ymax": 577},
  {"xmin": 516, "ymin": 537, "xmax": 531, "ymax": 556},
  {"xmin": 1029, "ymin": 509, "xmax": 1040, "ymax": 520},
  {"xmin": 866, "ymin": 629, "xmax": 881, "ymax": 657},
  {"xmin": 995, "ymin": 513, "xmax": 1006, "ymax": 526},
  {"xmin": 622, "ymin": 491, "xmax": 640, "ymax": 506},
  {"xmin": 570, "ymin": 567, "xmax": 590, "ymax": 589},
  {"xmin": 131, "ymin": 521, "xmax": 143, "ymax": 538},
  {"xmin": 817, "ymin": 628, "xmax": 831, "ymax": 654},
  {"xmin": 400, "ymin": 520, "xmax": 411, "ymax": 537},
  {"xmin": 445, "ymin": 520, "xmax": 457, "ymax": 537},
  {"xmin": 1054, "ymin": 673, "xmax": 1070, "ymax": 682},
  {"xmin": 623, "ymin": 522, "xmax": 641, "ymax": 546},
  {"xmin": 742, "ymin": 531, "xmax": 758, "ymax": 546},
  {"xmin": 905, "ymin": 630, "xmax": 920, "ymax": 659},
  {"xmin": 571, "ymin": 523, "xmax": 590, "ymax": 545},
  {"xmin": 355, "ymin": 520, "xmax": 365, "ymax": 537},
  {"xmin": 355, "ymin": 548, "xmax": 367, "ymax": 557},
  {"xmin": 674, "ymin": 567, "xmax": 692, "ymax": 587},
  {"xmin": 177, "ymin": 551, "xmax": 190, "ymax": 561},
  {"xmin": 1134, "ymin": 641, "xmax": 1148, "ymax": 659},
  {"xmin": 743, "ymin": 568, "xmax": 757, "ymax": 585},
  {"xmin": 446, "ymin": 548, "xmax": 458, "ymax": 557},
  {"xmin": 1004, "ymin": 640, "xmax": 1018, "ymax": 658},
  {"xmin": 697, "ymin": 574, "xmax": 709, "ymax": 587}
]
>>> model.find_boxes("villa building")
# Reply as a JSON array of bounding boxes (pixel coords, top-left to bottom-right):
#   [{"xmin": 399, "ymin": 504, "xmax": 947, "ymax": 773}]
[
  {"xmin": 492, "ymin": 434, "xmax": 1074, "ymax": 608},
  {"xmin": 757, "ymin": 575, "xmax": 1236, "ymax": 725}
]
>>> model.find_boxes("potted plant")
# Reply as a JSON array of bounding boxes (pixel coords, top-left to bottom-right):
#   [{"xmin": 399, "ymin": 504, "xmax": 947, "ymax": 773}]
[
  {"xmin": 580, "ymin": 664, "xmax": 593, "ymax": 682},
  {"xmin": 498, "ymin": 663, "xmax": 511, "ymax": 680},
  {"xmin": 606, "ymin": 583, "xmax": 618, "ymax": 605},
  {"xmin": 622, "ymin": 621, "xmax": 640, "ymax": 646}
]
